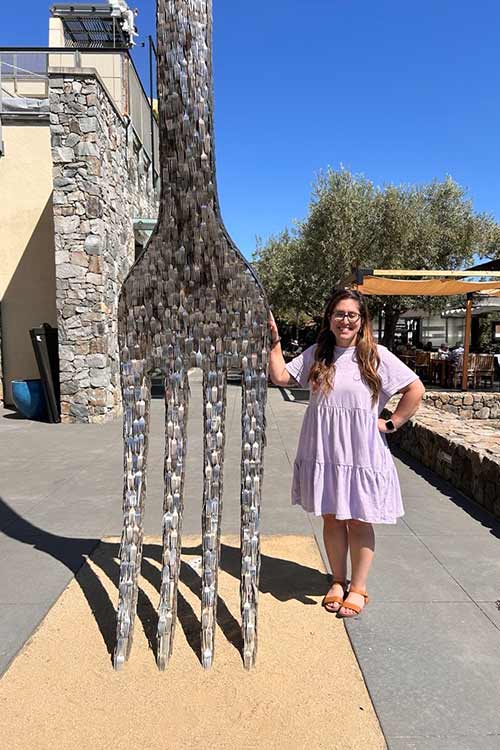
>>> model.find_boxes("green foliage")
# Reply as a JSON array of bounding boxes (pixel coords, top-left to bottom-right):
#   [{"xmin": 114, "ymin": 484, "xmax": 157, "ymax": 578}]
[
  {"xmin": 252, "ymin": 168, "xmax": 500, "ymax": 341},
  {"xmin": 252, "ymin": 229, "xmax": 313, "ymax": 319},
  {"xmin": 478, "ymin": 313, "xmax": 497, "ymax": 351}
]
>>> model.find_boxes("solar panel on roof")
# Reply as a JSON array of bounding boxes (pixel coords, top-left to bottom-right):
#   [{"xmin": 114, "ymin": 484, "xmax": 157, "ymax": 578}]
[{"xmin": 52, "ymin": 5, "xmax": 129, "ymax": 48}]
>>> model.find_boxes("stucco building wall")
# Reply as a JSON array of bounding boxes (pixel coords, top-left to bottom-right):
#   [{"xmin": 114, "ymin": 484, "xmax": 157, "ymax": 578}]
[{"xmin": 0, "ymin": 124, "xmax": 58, "ymax": 405}]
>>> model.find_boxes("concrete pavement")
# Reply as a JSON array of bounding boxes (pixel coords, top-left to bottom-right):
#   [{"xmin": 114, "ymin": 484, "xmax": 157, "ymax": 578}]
[{"xmin": 1, "ymin": 370, "xmax": 500, "ymax": 749}]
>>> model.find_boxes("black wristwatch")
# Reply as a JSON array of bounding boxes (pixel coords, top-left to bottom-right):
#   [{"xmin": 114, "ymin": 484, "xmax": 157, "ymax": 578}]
[{"xmin": 385, "ymin": 419, "xmax": 397, "ymax": 432}]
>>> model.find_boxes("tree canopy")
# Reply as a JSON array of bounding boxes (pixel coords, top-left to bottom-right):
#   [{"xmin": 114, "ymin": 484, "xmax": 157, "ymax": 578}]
[{"xmin": 252, "ymin": 169, "xmax": 500, "ymax": 345}]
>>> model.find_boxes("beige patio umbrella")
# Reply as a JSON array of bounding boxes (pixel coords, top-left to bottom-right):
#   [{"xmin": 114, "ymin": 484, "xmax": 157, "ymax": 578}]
[{"xmin": 349, "ymin": 268, "xmax": 500, "ymax": 390}]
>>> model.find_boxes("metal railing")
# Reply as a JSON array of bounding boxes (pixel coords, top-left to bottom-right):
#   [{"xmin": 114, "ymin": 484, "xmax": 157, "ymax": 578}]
[
  {"xmin": 125, "ymin": 54, "xmax": 159, "ymax": 173},
  {"xmin": 0, "ymin": 47, "xmax": 159, "ymax": 172}
]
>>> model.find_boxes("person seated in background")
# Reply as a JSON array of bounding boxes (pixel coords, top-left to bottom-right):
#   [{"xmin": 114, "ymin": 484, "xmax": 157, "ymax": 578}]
[
  {"xmin": 438, "ymin": 342, "xmax": 450, "ymax": 359},
  {"xmin": 449, "ymin": 342, "xmax": 464, "ymax": 365},
  {"xmin": 423, "ymin": 342, "xmax": 433, "ymax": 352}
]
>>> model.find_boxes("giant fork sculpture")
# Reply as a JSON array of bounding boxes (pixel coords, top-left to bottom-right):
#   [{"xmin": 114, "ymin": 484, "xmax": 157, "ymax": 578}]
[{"xmin": 114, "ymin": 0, "xmax": 270, "ymax": 671}]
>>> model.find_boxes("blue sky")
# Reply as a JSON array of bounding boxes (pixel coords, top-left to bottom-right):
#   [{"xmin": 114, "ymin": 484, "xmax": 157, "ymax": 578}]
[{"xmin": 2, "ymin": 0, "xmax": 499, "ymax": 260}]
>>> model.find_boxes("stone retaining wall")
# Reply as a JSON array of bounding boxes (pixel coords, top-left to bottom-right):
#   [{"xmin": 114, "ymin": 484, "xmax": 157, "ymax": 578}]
[
  {"xmin": 49, "ymin": 69, "xmax": 158, "ymax": 423},
  {"xmin": 424, "ymin": 391, "xmax": 500, "ymax": 419},
  {"xmin": 384, "ymin": 402, "xmax": 500, "ymax": 519}
]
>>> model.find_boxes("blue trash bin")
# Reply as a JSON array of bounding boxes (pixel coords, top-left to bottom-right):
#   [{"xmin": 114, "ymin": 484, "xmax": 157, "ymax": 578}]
[{"xmin": 11, "ymin": 379, "xmax": 48, "ymax": 421}]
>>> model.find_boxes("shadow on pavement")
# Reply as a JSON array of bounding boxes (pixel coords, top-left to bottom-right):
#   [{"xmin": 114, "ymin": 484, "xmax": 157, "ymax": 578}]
[
  {"xmin": 390, "ymin": 443, "xmax": 500, "ymax": 540},
  {"xmin": 0, "ymin": 497, "xmax": 326, "ymax": 668},
  {"xmin": 277, "ymin": 386, "xmax": 310, "ymax": 403}
]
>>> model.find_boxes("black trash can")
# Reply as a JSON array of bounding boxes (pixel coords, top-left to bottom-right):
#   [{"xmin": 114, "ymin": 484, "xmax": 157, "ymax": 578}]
[{"xmin": 29, "ymin": 324, "xmax": 61, "ymax": 423}]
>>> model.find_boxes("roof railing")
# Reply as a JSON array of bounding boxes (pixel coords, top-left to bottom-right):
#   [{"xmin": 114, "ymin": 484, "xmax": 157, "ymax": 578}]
[{"xmin": 0, "ymin": 46, "xmax": 158, "ymax": 174}]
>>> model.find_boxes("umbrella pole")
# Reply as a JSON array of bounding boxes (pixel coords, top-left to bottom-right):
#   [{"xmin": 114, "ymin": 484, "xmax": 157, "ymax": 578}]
[{"xmin": 462, "ymin": 295, "xmax": 473, "ymax": 390}]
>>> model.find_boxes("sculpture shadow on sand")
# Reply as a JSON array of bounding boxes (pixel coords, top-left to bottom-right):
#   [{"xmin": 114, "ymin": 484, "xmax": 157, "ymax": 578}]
[{"xmin": 0, "ymin": 498, "xmax": 326, "ymax": 669}]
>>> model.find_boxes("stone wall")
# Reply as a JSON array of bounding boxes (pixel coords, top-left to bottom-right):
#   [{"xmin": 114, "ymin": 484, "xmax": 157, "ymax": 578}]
[
  {"xmin": 384, "ymin": 401, "xmax": 500, "ymax": 519},
  {"xmin": 49, "ymin": 69, "xmax": 158, "ymax": 423},
  {"xmin": 424, "ymin": 391, "xmax": 500, "ymax": 419}
]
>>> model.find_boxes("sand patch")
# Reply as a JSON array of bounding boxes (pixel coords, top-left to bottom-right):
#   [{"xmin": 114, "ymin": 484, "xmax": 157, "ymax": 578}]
[{"xmin": 0, "ymin": 535, "xmax": 385, "ymax": 750}]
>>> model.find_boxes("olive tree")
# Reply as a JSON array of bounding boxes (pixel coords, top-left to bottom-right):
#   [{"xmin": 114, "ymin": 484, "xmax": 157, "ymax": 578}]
[
  {"xmin": 366, "ymin": 177, "xmax": 500, "ymax": 345},
  {"xmin": 253, "ymin": 169, "xmax": 500, "ymax": 347}
]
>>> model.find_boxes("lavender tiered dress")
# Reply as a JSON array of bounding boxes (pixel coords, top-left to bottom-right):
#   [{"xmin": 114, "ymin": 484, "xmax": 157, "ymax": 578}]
[{"xmin": 285, "ymin": 344, "xmax": 419, "ymax": 524}]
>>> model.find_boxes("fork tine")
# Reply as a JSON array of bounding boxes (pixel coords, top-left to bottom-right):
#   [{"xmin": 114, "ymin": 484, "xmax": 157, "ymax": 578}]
[
  {"xmin": 114, "ymin": 358, "xmax": 151, "ymax": 670},
  {"xmin": 157, "ymin": 366, "xmax": 190, "ymax": 670},
  {"xmin": 200, "ymin": 355, "xmax": 227, "ymax": 668},
  {"xmin": 240, "ymin": 348, "xmax": 268, "ymax": 669}
]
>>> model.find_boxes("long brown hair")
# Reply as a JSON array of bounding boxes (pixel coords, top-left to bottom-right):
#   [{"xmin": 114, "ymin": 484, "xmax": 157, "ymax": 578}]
[{"xmin": 309, "ymin": 289, "xmax": 382, "ymax": 405}]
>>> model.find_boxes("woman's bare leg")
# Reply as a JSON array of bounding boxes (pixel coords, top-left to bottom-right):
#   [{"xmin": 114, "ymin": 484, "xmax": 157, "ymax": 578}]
[
  {"xmin": 339, "ymin": 519, "xmax": 375, "ymax": 615},
  {"xmin": 322, "ymin": 514, "xmax": 348, "ymax": 611}
]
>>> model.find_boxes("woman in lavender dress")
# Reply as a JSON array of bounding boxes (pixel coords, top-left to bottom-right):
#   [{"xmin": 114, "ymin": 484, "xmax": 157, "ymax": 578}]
[{"xmin": 268, "ymin": 289, "xmax": 425, "ymax": 617}]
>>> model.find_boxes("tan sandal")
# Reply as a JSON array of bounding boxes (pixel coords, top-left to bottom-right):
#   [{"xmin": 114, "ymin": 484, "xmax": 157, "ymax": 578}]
[
  {"xmin": 338, "ymin": 586, "xmax": 369, "ymax": 618},
  {"xmin": 321, "ymin": 579, "xmax": 346, "ymax": 613}
]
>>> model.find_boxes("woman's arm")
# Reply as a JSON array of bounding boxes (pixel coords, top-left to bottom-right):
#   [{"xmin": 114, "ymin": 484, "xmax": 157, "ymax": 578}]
[
  {"xmin": 378, "ymin": 379, "xmax": 425, "ymax": 433},
  {"xmin": 268, "ymin": 312, "xmax": 296, "ymax": 387}
]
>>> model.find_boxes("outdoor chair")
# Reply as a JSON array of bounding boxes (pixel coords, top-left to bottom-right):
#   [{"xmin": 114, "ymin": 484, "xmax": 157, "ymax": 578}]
[
  {"xmin": 428, "ymin": 352, "xmax": 442, "ymax": 385},
  {"xmin": 414, "ymin": 350, "xmax": 431, "ymax": 381},
  {"xmin": 429, "ymin": 352, "xmax": 452, "ymax": 387},
  {"xmin": 397, "ymin": 352, "xmax": 416, "ymax": 369},
  {"xmin": 473, "ymin": 354, "xmax": 495, "ymax": 389},
  {"xmin": 449, "ymin": 354, "xmax": 477, "ymax": 389}
]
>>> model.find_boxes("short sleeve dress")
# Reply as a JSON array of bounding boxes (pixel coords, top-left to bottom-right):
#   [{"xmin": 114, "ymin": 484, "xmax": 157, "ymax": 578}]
[{"xmin": 285, "ymin": 344, "xmax": 420, "ymax": 524}]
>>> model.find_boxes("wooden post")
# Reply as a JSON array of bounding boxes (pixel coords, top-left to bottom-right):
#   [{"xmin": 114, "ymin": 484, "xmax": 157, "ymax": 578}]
[{"xmin": 462, "ymin": 295, "xmax": 473, "ymax": 390}]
